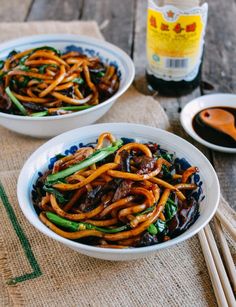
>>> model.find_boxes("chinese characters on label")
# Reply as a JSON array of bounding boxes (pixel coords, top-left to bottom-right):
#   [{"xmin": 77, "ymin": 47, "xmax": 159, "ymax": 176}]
[{"xmin": 150, "ymin": 15, "xmax": 197, "ymax": 33}]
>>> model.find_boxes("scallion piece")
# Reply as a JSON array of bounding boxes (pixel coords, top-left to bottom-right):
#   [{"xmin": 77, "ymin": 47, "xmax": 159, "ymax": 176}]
[
  {"xmin": 45, "ymin": 212, "xmax": 128, "ymax": 233},
  {"xmin": 31, "ymin": 111, "xmax": 48, "ymax": 117},
  {"xmin": 30, "ymin": 105, "xmax": 93, "ymax": 117},
  {"xmin": 46, "ymin": 139, "xmax": 123, "ymax": 185},
  {"xmin": 60, "ymin": 105, "xmax": 93, "ymax": 111},
  {"xmin": 5, "ymin": 87, "xmax": 28, "ymax": 115}
]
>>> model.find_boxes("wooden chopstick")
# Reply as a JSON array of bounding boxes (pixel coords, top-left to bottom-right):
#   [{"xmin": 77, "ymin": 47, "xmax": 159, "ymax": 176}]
[
  {"xmin": 214, "ymin": 217, "xmax": 236, "ymax": 295},
  {"xmin": 216, "ymin": 209, "xmax": 236, "ymax": 242},
  {"xmin": 198, "ymin": 229, "xmax": 228, "ymax": 307},
  {"xmin": 204, "ymin": 225, "xmax": 236, "ymax": 307}
]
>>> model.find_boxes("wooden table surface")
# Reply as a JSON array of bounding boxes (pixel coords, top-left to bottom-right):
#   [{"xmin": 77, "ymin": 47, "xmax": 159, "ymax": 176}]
[{"xmin": 1, "ymin": 0, "xmax": 235, "ymax": 210}]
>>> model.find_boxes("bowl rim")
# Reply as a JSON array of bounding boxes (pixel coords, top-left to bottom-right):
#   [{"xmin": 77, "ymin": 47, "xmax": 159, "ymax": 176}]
[
  {"xmin": 0, "ymin": 33, "xmax": 135, "ymax": 121},
  {"xmin": 17, "ymin": 123, "xmax": 220, "ymax": 255},
  {"xmin": 180, "ymin": 93, "xmax": 236, "ymax": 153}
]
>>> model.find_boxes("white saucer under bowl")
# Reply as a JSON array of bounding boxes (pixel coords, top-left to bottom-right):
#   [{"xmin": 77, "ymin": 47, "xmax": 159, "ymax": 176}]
[{"xmin": 180, "ymin": 93, "xmax": 236, "ymax": 153}]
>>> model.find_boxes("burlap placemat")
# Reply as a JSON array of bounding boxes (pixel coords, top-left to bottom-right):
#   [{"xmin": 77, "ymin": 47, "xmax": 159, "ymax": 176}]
[{"xmin": 0, "ymin": 21, "xmax": 235, "ymax": 307}]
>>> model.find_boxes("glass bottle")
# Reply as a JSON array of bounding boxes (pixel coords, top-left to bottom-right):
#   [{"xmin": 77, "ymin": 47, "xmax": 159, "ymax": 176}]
[{"xmin": 146, "ymin": 0, "xmax": 208, "ymax": 96}]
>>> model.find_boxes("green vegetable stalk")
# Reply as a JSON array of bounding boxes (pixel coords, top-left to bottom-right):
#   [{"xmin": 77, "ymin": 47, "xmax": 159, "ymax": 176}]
[
  {"xmin": 45, "ymin": 212, "xmax": 128, "ymax": 233},
  {"xmin": 31, "ymin": 111, "xmax": 48, "ymax": 117},
  {"xmin": 31, "ymin": 105, "xmax": 93, "ymax": 117},
  {"xmin": 5, "ymin": 87, "xmax": 28, "ymax": 115},
  {"xmin": 46, "ymin": 139, "xmax": 123, "ymax": 185}
]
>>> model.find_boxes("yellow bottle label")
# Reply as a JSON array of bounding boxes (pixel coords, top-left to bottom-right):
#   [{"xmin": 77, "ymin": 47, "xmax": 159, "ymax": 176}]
[{"xmin": 146, "ymin": 1, "xmax": 208, "ymax": 81}]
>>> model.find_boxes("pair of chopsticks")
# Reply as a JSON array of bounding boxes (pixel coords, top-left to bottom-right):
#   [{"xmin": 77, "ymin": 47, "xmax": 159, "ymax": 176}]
[{"xmin": 198, "ymin": 211, "xmax": 236, "ymax": 307}]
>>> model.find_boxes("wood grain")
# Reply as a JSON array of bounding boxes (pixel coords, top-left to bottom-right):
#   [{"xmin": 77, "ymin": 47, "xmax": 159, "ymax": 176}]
[
  {"xmin": 27, "ymin": 0, "xmax": 83, "ymax": 21},
  {"xmin": 213, "ymin": 153, "xmax": 236, "ymax": 210},
  {"xmin": 81, "ymin": 0, "xmax": 135, "ymax": 54},
  {"xmin": 0, "ymin": 0, "xmax": 32, "ymax": 21},
  {"xmin": 203, "ymin": 0, "xmax": 236, "ymax": 93}
]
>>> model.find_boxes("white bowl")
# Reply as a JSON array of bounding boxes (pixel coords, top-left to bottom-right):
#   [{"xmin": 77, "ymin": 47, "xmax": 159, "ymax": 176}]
[
  {"xmin": 180, "ymin": 93, "xmax": 236, "ymax": 153},
  {"xmin": 0, "ymin": 34, "xmax": 135, "ymax": 138},
  {"xmin": 17, "ymin": 123, "xmax": 220, "ymax": 261}
]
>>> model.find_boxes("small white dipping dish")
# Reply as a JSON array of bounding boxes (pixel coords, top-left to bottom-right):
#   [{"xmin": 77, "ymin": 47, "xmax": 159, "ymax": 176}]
[
  {"xmin": 0, "ymin": 34, "xmax": 135, "ymax": 138},
  {"xmin": 180, "ymin": 93, "xmax": 236, "ymax": 153},
  {"xmin": 17, "ymin": 123, "xmax": 220, "ymax": 261}
]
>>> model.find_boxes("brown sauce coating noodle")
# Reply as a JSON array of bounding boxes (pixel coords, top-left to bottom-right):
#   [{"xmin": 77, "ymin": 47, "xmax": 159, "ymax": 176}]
[
  {"xmin": 34, "ymin": 132, "xmax": 200, "ymax": 248},
  {"xmin": 0, "ymin": 48, "xmax": 120, "ymax": 116}
]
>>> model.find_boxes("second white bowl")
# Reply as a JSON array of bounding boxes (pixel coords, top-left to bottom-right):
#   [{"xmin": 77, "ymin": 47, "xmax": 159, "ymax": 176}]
[{"xmin": 0, "ymin": 34, "xmax": 135, "ymax": 138}]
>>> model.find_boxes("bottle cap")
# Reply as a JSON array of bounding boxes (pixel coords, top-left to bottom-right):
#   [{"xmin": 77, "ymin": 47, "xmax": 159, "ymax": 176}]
[{"xmin": 161, "ymin": 0, "xmax": 200, "ymax": 9}]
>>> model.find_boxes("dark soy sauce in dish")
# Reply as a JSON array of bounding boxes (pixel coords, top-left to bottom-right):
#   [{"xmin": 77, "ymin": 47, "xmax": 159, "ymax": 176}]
[{"xmin": 192, "ymin": 107, "xmax": 236, "ymax": 148}]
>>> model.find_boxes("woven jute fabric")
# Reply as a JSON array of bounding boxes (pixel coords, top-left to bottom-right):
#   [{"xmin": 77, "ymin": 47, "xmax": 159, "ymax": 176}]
[{"xmin": 0, "ymin": 21, "xmax": 234, "ymax": 307}]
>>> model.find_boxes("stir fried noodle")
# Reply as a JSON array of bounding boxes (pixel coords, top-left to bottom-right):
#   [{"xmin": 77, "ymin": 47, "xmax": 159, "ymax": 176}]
[
  {"xmin": 0, "ymin": 47, "xmax": 120, "ymax": 116},
  {"xmin": 34, "ymin": 132, "xmax": 200, "ymax": 248}
]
